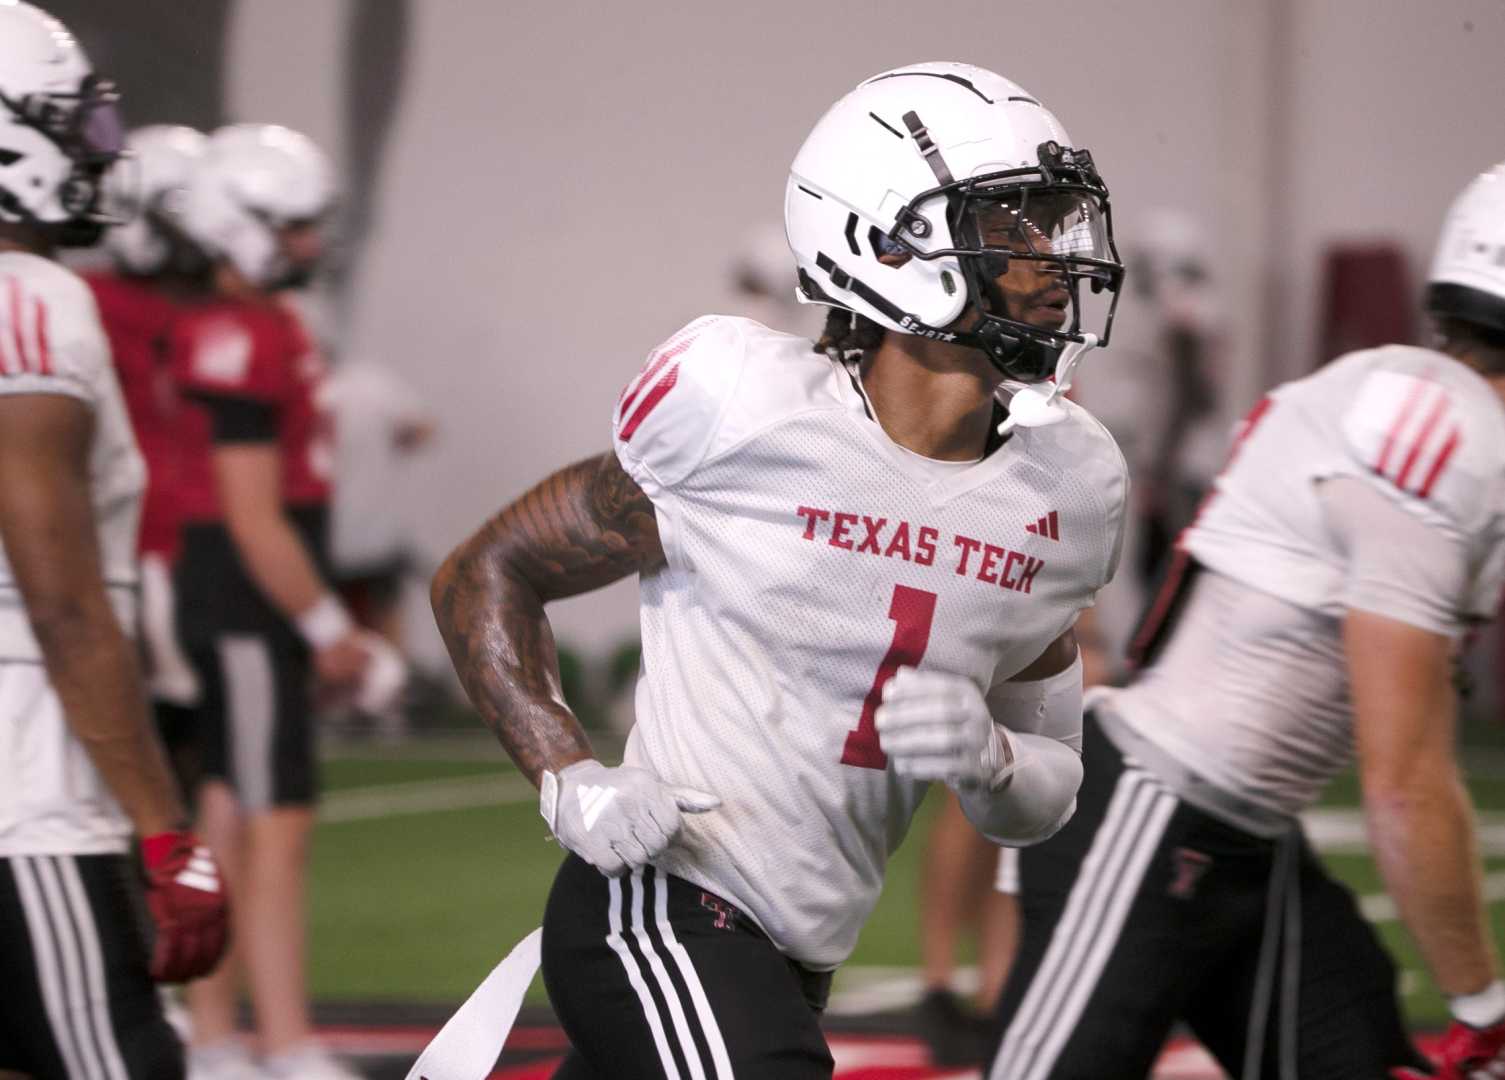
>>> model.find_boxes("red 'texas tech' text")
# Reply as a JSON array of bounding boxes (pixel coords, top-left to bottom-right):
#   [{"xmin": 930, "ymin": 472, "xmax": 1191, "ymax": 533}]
[{"xmin": 794, "ymin": 505, "xmax": 1044, "ymax": 594}]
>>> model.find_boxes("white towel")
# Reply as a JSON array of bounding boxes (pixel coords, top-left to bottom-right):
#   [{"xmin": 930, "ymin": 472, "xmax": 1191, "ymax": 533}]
[{"xmin": 405, "ymin": 927, "xmax": 543, "ymax": 1080}]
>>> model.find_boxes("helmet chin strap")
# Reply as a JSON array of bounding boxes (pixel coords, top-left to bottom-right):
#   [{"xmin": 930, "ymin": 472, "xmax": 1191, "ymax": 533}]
[{"xmin": 996, "ymin": 333, "xmax": 1098, "ymax": 437}]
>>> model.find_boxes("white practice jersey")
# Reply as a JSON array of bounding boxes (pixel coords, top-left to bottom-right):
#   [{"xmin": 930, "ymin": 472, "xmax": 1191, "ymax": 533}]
[
  {"xmin": 1110, "ymin": 345, "xmax": 1505, "ymax": 820},
  {"xmin": 613, "ymin": 315, "xmax": 1127, "ymax": 968},
  {"xmin": 0, "ymin": 251, "xmax": 144, "ymax": 856}
]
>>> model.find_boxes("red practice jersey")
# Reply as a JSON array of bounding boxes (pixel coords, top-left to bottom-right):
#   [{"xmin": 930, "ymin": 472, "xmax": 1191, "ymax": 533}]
[
  {"xmin": 170, "ymin": 296, "xmax": 332, "ymax": 525},
  {"xmin": 84, "ymin": 271, "xmax": 184, "ymax": 559}
]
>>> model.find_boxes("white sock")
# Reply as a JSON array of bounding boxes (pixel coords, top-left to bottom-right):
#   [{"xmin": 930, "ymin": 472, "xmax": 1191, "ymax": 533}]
[
  {"xmin": 187, "ymin": 1039, "xmax": 251, "ymax": 1066},
  {"xmin": 1452, "ymin": 980, "xmax": 1505, "ymax": 1028}
]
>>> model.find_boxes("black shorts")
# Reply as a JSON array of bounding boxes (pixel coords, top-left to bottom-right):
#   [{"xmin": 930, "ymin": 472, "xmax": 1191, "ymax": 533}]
[
  {"xmin": 154, "ymin": 699, "xmax": 205, "ymax": 804},
  {"xmin": 987, "ymin": 710, "xmax": 1427, "ymax": 1080},
  {"xmin": 188, "ymin": 629, "xmax": 317, "ymax": 810},
  {"xmin": 542, "ymin": 854, "xmax": 834, "ymax": 1079},
  {"xmin": 0, "ymin": 853, "xmax": 183, "ymax": 1079}
]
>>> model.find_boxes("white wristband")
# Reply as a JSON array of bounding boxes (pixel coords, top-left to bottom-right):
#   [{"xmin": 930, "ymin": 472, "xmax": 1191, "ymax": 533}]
[
  {"xmin": 294, "ymin": 595, "xmax": 354, "ymax": 650},
  {"xmin": 539, "ymin": 769, "xmax": 561, "ymax": 833},
  {"xmin": 1451, "ymin": 980, "xmax": 1505, "ymax": 1027}
]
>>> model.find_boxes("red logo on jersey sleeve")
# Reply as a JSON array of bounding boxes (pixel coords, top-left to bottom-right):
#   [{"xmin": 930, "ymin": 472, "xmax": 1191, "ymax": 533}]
[
  {"xmin": 617, "ymin": 329, "xmax": 703, "ymax": 442},
  {"xmin": 0, "ymin": 276, "xmax": 53, "ymax": 377},
  {"xmin": 1373, "ymin": 382, "xmax": 1462, "ymax": 499}
]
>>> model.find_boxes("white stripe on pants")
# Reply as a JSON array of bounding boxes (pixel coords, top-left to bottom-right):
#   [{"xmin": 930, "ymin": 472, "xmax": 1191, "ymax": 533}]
[
  {"xmin": 652, "ymin": 868, "xmax": 735, "ymax": 1078},
  {"xmin": 218, "ymin": 635, "xmax": 276, "ymax": 811},
  {"xmin": 628, "ymin": 869, "xmax": 708, "ymax": 1080},
  {"xmin": 990, "ymin": 769, "xmax": 1179, "ymax": 1080},
  {"xmin": 603, "ymin": 868, "xmax": 737, "ymax": 1079},
  {"xmin": 11, "ymin": 855, "xmax": 130, "ymax": 1079},
  {"xmin": 606, "ymin": 872, "xmax": 684, "ymax": 1079}
]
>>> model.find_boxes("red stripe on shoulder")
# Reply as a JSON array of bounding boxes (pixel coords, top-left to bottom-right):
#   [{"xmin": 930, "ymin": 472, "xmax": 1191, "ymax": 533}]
[
  {"xmin": 32, "ymin": 296, "xmax": 50, "ymax": 375},
  {"xmin": 0, "ymin": 282, "xmax": 13, "ymax": 376},
  {"xmin": 1394, "ymin": 391, "xmax": 1449, "ymax": 491},
  {"xmin": 618, "ymin": 335, "xmax": 698, "ymax": 424},
  {"xmin": 1416, "ymin": 424, "xmax": 1462, "ymax": 499},
  {"xmin": 1374, "ymin": 378, "xmax": 1428, "ymax": 476},
  {"xmin": 618, "ymin": 349, "xmax": 676, "ymax": 422},
  {"xmin": 7, "ymin": 277, "xmax": 29, "ymax": 373},
  {"xmin": 619, "ymin": 363, "xmax": 680, "ymax": 442}
]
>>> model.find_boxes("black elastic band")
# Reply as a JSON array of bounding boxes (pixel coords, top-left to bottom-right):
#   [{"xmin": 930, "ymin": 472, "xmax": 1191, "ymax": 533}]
[
  {"xmin": 187, "ymin": 392, "xmax": 279, "ymax": 444},
  {"xmin": 902, "ymin": 110, "xmax": 955, "ymax": 186},
  {"xmin": 815, "ymin": 252, "xmax": 906, "ymax": 325}
]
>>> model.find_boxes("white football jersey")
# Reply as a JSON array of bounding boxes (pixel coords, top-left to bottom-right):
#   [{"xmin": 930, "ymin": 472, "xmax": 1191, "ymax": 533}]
[
  {"xmin": 613, "ymin": 315, "xmax": 1127, "ymax": 968},
  {"xmin": 1110, "ymin": 345, "xmax": 1505, "ymax": 819},
  {"xmin": 0, "ymin": 251, "xmax": 144, "ymax": 856}
]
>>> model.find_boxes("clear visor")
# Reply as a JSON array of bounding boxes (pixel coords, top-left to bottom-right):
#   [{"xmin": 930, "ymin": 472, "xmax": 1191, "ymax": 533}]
[
  {"xmin": 968, "ymin": 187, "xmax": 1113, "ymax": 268},
  {"xmin": 961, "ymin": 186, "xmax": 1120, "ymax": 345},
  {"xmin": 16, "ymin": 77, "xmax": 126, "ymax": 164},
  {"xmin": 77, "ymin": 91, "xmax": 125, "ymax": 161}
]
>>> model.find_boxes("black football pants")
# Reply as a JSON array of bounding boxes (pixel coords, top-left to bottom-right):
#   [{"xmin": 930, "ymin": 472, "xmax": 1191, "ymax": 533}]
[
  {"xmin": 542, "ymin": 853, "xmax": 834, "ymax": 1079},
  {"xmin": 0, "ymin": 853, "xmax": 183, "ymax": 1079},
  {"xmin": 986, "ymin": 710, "xmax": 1427, "ymax": 1080}
]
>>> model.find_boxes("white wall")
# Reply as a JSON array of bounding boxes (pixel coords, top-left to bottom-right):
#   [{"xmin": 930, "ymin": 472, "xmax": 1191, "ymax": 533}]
[
  {"xmin": 229, "ymin": 0, "xmax": 1262, "ymax": 657},
  {"xmin": 226, "ymin": 0, "xmax": 346, "ymax": 153},
  {"xmin": 1272, "ymin": 0, "xmax": 1505, "ymax": 378},
  {"xmin": 223, "ymin": 0, "xmax": 1501, "ymax": 660}
]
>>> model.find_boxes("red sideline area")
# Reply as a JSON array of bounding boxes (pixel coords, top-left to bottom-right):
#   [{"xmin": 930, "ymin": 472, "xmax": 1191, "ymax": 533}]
[{"xmin": 323, "ymin": 1026, "xmax": 1447, "ymax": 1079}]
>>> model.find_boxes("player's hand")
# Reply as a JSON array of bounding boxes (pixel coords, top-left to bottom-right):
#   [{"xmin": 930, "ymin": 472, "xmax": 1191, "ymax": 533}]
[
  {"xmin": 542, "ymin": 760, "xmax": 720, "ymax": 877},
  {"xmin": 314, "ymin": 631, "xmax": 370, "ymax": 694},
  {"xmin": 352, "ymin": 631, "xmax": 408, "ymax": 715},
  {"xmin": 140, "ymin": 831, "xmax": 229, "ymax": 983},
  {"xmin": 1392, "ymin": 1019, "xmax": 1505, "ymax": 1079},
  {"xmin": 876, "ymin": 667, "xmax": 1014, "ymax": 790}
]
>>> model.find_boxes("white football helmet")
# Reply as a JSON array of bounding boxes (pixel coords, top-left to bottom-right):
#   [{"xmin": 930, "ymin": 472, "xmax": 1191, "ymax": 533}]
[
  {"xmin": 785, "ymin": 62, "xmax": 1123, "ymax": 381},
  {"xmin": 0, "ymin": 0, "xmax": 125, "ymax": 244},
  {"xmin": 1427, "ymin": 161, "xmax": 1505, "ymax": 345},
  {"xmin": 103, "ymin": 124, "xmax": 206, "ymax": 275},
  {"xmin": 178, "ymin": 123, "xmax": 336, "ymax": 290}
]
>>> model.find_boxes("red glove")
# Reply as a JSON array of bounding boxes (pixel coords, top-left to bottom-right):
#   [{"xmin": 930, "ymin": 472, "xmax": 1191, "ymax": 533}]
[
  {"xmin": 141, "ymin": 831, "xmax": 229, "ymax": 983},
  {"xmin": 1392, "ymin": 1019, "xmax": 1505, "ymax": 1079}
]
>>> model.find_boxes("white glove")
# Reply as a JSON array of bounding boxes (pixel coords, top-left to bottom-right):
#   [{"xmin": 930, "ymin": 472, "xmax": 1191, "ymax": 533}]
[
  {"xmin": 354, "ymin": 632, "xmax": 408, "ymax": 715},
  {"xmin": 540, "ymin": 760, "xmax": 720, "ymax": 877},
  {"xmin": 875, "ymin": 667, "xmax": 1015, "ymax": 790}
]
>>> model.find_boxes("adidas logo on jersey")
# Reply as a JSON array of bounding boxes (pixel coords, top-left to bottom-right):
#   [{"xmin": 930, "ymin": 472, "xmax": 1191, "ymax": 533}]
[
  {"xmin": 577, "ymin": 785, "xmax": 618, "ymax": 831},
  {"xmin": 1025, "ymin": 511, "xmax": 1060, "ymax": 541}
]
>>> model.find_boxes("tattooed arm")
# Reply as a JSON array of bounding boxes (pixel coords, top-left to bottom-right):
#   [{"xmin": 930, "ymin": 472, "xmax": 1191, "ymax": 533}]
[{"xmin": 430, "ymin": 451, "xmax": 664, "ymax": 785}]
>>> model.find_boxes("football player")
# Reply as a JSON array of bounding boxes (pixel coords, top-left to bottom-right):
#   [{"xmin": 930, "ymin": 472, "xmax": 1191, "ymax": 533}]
[
  {"xmin": 0, "ymin": 6, "xmax": 227, "ymax": 1079},
  {"xmin": 433, "ymin": 62, "xmax": 1129, "ymax": 1077},
  {"xmin": 166, "ymin": 125, "xmax": 367, "ymax": 1080},
  {"xmin": 988, "ymin": 164, "xmax": 1505, "ymax": 1080},
  {"xmin": 85, "ymin": 124, "xmax": 210, "ymax": 793}
]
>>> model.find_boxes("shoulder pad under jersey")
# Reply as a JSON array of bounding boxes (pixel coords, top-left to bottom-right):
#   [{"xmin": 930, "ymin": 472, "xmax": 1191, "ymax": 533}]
[
  {"xmin": 0, "ymin": 256, "xmax": 110, "ymax": 403},
  {"xmin": 612, "ymin": 315, "xmax": 750, "ymax": 494},
  {"xmin": 1016, "ymin": 395, "xmax": 1131, "ymax": 589},
  {"xmin": 1336, "ymin": 347, "xmax": 1505, "ymax": 539}
]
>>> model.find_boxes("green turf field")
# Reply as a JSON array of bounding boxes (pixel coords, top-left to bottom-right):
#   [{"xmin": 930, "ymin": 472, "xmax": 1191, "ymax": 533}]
[{"xmin": 308, "ymin": 740, "xmax": 1505, "ymax": 1027}]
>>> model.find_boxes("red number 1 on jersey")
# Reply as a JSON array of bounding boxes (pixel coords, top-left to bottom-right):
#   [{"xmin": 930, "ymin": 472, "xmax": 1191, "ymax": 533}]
[{"xmin": 841, "ymin": 584, "xmax": 938, "ymax": 770}]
